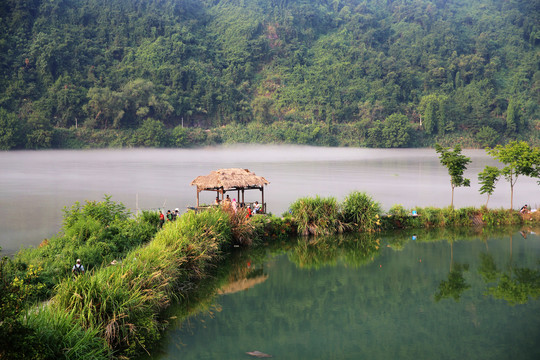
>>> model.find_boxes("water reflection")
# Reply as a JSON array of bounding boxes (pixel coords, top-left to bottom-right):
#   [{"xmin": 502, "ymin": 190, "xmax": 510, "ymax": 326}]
[
  {"xmin": 148, "ymin": 227, "xmax": 540, "ymax": 360},
  {"xmin": 288, "ymin": 233, "xmax": 381, "ymax": 269}
]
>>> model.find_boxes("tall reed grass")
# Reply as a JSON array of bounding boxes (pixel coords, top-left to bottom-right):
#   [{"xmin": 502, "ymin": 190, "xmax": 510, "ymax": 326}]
[
  {"xmin": 289, "ymin": 196, "xmax": 341, "ymax": 235},
  {"xmin": 341, "ymin": 191, "xmax": 382, "ymax": 232},
  {"xmin": 25, "ymin": 309, "xmax": 109, "ymax": 360}
]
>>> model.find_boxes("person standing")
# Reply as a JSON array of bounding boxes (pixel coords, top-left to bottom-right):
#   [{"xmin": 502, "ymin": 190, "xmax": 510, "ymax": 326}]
[
  {"xmin": 72, "ymin": 259, "xmax": 85, "ymax": 276},
  {"xmin": 167, "ymin": 210, "xmax": 173, "ymax": 222},
  {"xmin": 159, "ymin": 211, "xmax": 165, "ymax": 228}
]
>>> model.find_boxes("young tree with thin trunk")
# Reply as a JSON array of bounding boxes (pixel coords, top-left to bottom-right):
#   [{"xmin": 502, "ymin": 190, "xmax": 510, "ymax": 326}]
[
  {"xmin": 487, "ymin": 141, "xmax": 540, "ymax": 210},
  {"xmin": 435, "ymin": 143, "xmax": 471, "ymax": 209},
  {"xmin": 478, "ymin": 166, "xmax": 500, "ymax": 208}
]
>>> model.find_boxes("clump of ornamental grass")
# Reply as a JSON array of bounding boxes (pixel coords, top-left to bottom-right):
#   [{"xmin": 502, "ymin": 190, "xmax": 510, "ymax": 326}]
[
  {"xmin": 341, "ymin": 191, "xmax": 382, "ymax": 232},
  {"xmin": 289, "ymin": 196, "xmax": 342, "ymax": 236},
  {"xmin": 25, "ymin": 308, "xmax": 109, "ymax": 360}
]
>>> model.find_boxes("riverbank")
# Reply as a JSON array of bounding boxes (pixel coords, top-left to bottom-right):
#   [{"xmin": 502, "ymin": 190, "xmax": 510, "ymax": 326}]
[
  {"xmin": 21, "ymin": 123, "xmax": 540, "ymax": 150},
  {"xmin": 1, "ymin": 195, "xmax": 539, "ymax": 359}
]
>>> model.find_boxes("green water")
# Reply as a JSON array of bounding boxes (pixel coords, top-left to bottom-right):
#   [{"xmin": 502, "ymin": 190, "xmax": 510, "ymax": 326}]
[{"xmin": 150, "ymin": 229, "xmax": 540, "ymax": 360}]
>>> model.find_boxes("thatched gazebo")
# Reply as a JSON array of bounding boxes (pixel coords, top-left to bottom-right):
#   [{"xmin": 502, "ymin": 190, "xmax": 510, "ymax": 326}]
[{"xmin": 190, "ymin": 168, "xmax": 269, "ymax": 212}]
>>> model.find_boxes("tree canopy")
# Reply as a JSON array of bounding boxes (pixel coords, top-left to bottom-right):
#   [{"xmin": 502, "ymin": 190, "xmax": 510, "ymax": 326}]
[
  {"xmin": 435, "ymin": 143, "xmax": 472, "ymax": 208},
  {"xmin": 0, "ymin": 0, "xmax": 539, "ymax": 149},
  {"xmin": 487, "ymin": 141, "xmax": 540, "ymax": 209}
]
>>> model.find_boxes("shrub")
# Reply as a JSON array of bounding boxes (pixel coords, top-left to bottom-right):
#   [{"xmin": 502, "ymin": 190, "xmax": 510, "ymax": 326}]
[
  {"xmin": 0, "ymin": 108, "xmax": 24, "ymax": 150},
  {"xmin": 341, "ymin": 191, "xmax": 382, "ymax": 232},
  {"xmin": 15, "ymin": 197, "xmax": 158, "ymax": 295},
  {"xmin": 131, "ymin": 118, "xmax": 167, "ymax": 147},
  {"xmin": 388, "ymin": 204, "xmax": 409, "ymax": 217},
  {"xmin": 251, "ymin": 214, "xmax": 296, "ymax": 242},
  {"xmin": 476, "ymin": 126, "xmax": 499, "ymax": 148},
  {"xmin": 171, "ymin": 125, "xmax": 187, "ymax": 147},
  {"xmin": 290, "ymin": 196, "xmax": 341, "ymax": 235},
  {"xmin": 418, "ymin": 206, "xmax": 445, "ymax": 227}
]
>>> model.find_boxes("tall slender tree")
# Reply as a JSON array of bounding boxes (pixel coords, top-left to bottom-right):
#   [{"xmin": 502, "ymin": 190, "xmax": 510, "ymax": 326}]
[
  {"xmin": 435, "ymin": 143, "xmax": 471, "ymax": 208},
  {"xmin": 478, "ymin": 165, "xmax": 500, "ymax": 208},
  {"xmin": 487, "ymin": 141, "xmax": 540, "ymax": 209}
]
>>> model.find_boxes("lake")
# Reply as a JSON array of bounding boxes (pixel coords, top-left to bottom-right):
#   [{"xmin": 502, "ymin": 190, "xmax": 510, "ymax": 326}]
[
  {"xmin": 1, "ymin": 145, "xmax": 539, "ymax": 254},
  {"xmin": 148, "ymin": 229, "xmax": 540, "ymax": 360}
]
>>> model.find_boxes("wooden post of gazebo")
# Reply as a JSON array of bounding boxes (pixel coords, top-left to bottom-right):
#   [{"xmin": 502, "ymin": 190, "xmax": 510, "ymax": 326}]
[{"xmin": 261, "ymin": 187, "xmax": 265, "ymax": 213}]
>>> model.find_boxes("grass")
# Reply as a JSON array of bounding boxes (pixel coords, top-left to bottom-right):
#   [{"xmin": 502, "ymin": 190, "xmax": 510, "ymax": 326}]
[
  {"xmin": 289, "ymin": 196, "xmax": 341, "ymax": 235},
  {"xmin": 341, "ymin": 191, "xmax": 382, "ymax": 232}
]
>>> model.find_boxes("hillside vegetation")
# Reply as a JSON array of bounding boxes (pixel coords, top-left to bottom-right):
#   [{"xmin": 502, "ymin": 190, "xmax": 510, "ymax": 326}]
[{"xmin": 0, "ymin": 0, "xmax": 538, "ymax": 149}]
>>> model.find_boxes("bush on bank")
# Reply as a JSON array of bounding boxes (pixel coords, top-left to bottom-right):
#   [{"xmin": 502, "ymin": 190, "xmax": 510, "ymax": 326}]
[{"xmin": 15, "ymin": 196, "xmax": 158, "ymax": 296}]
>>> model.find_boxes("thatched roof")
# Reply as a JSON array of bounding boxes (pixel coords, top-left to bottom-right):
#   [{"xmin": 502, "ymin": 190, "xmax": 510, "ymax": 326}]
[{"xmin": 190, "ymin": 168, "xmax": 269, "ymax": 191}]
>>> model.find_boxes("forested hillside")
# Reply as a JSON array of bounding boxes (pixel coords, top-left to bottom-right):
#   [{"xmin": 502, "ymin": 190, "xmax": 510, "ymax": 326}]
[{"xmin": 0, "ymin": 0, "xmax": 538, "ymax": 149}]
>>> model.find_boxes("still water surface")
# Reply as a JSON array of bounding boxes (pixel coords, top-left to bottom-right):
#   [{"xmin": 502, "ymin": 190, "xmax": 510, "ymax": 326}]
[
  {"xmin": 150, "ymin": 230, "xmax": 540, "ymax": 360},
  {"xmin": 1, "ymin": 145, "xmax": 539, "ymax": 254}
]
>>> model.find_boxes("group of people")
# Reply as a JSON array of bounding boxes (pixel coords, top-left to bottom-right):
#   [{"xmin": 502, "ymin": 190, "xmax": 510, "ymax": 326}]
[
  {"xmin": 215, "ymin": 195, "xmax": 262, "ymax": 216},
  {"xmin": 159, "ymin": 208, "xmax": 180, "ymax": 228}
]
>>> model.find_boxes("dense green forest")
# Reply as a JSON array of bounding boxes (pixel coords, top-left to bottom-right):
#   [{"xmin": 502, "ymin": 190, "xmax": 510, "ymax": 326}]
[{"xmin": 0, "ymin": 0, "xmax": 538, "ymax": 149}]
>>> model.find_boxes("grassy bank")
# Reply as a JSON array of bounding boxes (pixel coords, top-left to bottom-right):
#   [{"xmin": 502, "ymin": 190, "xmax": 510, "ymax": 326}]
[
  {"xmin": 285, "ymin": 192, "xmax": 538, "ymax": 235},
  {"xmin": 2, "ymin": 194, "xmax": 539, "ymax": 359}
]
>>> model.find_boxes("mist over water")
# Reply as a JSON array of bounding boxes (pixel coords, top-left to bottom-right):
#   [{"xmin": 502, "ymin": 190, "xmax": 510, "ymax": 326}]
[{"xmin": 1, "ymin": 145, "xmax": 539, "ymax": 254}]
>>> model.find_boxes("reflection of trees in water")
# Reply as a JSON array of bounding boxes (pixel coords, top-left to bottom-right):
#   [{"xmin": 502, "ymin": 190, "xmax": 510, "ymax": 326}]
[
  {"xmin": 434, "ymin": 263, "xmax": 471, "ymax": 302},
  {"xmin": 287, "ymin": 233, "xmax": 381, "ymax": 269},
  {"xmin": 432, "ymin": 229, "xmax": 540, "ymax": 305},
  {"xmin": 479, "ymin": 251, "xmax": 540, "ymax": 305},
  {"xmin": 431, "ymin": 233, "xmax": 472, "ymax": 302}
]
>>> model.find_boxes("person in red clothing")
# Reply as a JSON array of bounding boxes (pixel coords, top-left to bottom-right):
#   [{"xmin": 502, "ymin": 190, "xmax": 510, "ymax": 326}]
[
  {"xmin": 246, "ymin": 205, "xmax": 252, "ymax": 219},
  {"xmin": 159, "ymin": 211, "xmax": 165, "ymax": 228}
]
